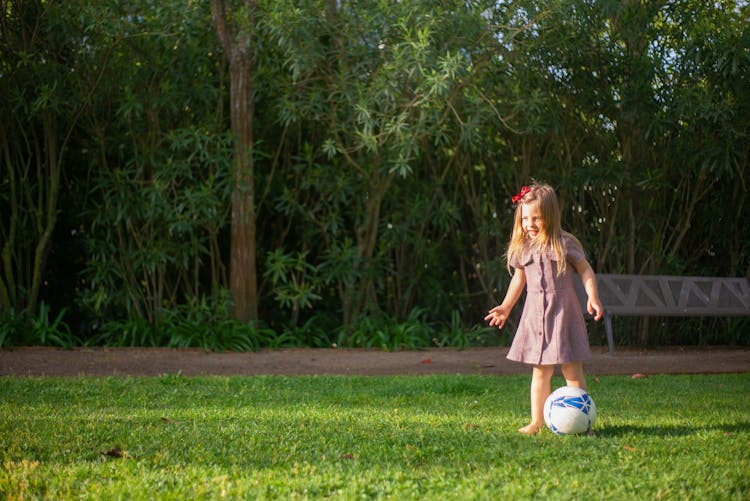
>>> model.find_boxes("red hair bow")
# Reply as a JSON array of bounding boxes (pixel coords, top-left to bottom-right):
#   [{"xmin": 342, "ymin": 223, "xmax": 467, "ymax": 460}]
[{"xmin": 512, "ymin": 186, "xmax": 531, "ymax": 204}]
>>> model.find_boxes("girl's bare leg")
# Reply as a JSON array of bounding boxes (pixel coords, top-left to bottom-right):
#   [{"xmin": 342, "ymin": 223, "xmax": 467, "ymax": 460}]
[
  {"xmin": 561, "ymin": 361, "xmax": 586, "ymax": 390},
  {"xmin": 520, "ymin": 365, "xmax": 554, "ymax": 435}
]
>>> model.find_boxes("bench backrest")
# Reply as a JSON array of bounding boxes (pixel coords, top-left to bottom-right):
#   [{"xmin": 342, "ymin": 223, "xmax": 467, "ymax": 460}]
[{"xmin": 576, "ymin": 274, "xmax": 750, "ymax": 317}]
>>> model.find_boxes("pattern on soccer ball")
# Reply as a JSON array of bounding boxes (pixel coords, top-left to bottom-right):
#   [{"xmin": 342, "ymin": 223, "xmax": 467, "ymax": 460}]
[{"xmin": 550, "ymin": 394, "xmax": 593, "ymax": 415}]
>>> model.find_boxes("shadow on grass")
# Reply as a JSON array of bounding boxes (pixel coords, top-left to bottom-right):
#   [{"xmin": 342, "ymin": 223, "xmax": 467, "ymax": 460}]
[{"xmin": 595, "ymin": 421, "xmax": 750, "ymax": 437}]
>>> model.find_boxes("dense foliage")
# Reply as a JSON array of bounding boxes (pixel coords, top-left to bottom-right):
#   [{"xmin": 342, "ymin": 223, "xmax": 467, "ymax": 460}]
[{"xmin": 1, "ymin": 0, "xmax": 749, "ymax": 348}]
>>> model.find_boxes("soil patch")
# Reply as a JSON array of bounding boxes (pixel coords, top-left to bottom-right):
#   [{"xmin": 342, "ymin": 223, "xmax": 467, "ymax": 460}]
[{"xmin": 1, "ymin": 346, "xmax": 748, "ymax": 377}]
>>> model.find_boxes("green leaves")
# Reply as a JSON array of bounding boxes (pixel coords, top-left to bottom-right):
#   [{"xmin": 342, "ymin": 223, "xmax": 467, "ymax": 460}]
[
  {"xmin": 81, "ymin": 125, "xmax": 232, "ymax": 323},
  {"xmin": 2, "ymin": 0, "xmax": 749, "ymax": 346},
  {"xmin": 264, "ymin": 249, "xmax": 322, "ymax": 315}
]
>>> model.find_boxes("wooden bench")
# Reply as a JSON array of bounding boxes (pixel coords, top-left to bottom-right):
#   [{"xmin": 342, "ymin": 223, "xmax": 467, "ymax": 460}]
[{"xmin": 575, "ymin": 274, "xmax": 750, "ymax": 355}]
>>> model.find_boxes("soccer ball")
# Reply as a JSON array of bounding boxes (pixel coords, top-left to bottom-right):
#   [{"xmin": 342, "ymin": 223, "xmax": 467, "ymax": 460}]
[{"xmin": 543, "ymin": 386, "xmax": 596, "ymax": 435}]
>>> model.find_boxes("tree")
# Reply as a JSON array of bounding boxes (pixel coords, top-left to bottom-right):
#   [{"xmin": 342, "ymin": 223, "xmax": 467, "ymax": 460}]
[
  {"xmin": 260, "ymin": 1, "xmax": 521, "ymax": 328},
  {"xmin": 210, "ymin": 0, "xmax": 259, "ymax": 322},
  {"xmin": 0, "ymin": 0, "xmax": 107, "ymax": 315}
]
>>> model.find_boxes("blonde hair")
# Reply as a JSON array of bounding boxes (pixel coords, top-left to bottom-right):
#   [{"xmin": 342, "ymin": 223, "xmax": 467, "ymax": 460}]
[{"xmin": 506, "ymin": 182, "xmax": 580, "ymax": 276}]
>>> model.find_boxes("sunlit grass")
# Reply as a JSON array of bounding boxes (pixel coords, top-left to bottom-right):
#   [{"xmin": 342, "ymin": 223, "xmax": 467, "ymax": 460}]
[{"xmin": 1, "ymin": 374, "xmax": 748, "ymax": 499}]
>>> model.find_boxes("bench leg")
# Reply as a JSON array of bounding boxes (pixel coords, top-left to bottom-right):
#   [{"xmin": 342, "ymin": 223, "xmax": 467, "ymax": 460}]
[{"xmin": 605, "ymin": 313, "xmax": 615, "ymax": 356}]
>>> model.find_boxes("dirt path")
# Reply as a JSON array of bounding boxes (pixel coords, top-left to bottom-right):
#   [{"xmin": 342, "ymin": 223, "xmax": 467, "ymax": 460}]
[{"xmin": 1, "ymin": 346, "xmax": 748, "ymax": 377}]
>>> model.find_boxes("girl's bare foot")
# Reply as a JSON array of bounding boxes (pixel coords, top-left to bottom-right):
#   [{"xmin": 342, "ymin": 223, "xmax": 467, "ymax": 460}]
[{"xmin": 518, "ymin": 423, "xmax": 543, "ymax": 435}]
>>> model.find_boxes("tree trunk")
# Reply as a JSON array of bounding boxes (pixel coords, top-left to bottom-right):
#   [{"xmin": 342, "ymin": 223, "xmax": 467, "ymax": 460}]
[{"xmin": 211, "ymin": 0, "xmax": 258, "ymax": 322}]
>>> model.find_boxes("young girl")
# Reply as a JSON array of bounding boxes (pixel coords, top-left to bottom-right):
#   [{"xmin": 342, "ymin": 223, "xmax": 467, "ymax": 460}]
[{"xmin": 485, "ymin": 182, "xmax": 603, "ymax": 435}]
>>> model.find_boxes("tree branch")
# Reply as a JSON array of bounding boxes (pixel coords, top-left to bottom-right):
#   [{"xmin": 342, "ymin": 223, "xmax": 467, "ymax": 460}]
[{"xmin": 210, "ymin": 0, "xmax": 233, "ymax": 55}]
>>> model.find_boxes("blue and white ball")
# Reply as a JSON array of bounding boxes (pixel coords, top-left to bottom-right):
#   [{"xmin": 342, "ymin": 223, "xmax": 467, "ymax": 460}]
[{"xmin": 543, "ymin": 386, "xmax": 596, "ymax": 435}]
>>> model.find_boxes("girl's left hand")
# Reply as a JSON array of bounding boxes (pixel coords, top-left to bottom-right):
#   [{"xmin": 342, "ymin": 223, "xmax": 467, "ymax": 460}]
[{"xmin": 587, "ymin": 297, "xmax": 604, "ymax": 321}]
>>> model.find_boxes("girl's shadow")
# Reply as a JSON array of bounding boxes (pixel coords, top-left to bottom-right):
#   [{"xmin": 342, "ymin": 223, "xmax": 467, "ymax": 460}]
[{"xmin": 594, "ymin": 422, "xmax": 750, "ymax": 438}]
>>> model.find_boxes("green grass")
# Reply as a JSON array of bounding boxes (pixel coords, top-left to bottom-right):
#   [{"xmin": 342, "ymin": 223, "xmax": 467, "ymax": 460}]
[{"xmin": 1, "ymin": 374, "xmax": 748, "ymax": 500}]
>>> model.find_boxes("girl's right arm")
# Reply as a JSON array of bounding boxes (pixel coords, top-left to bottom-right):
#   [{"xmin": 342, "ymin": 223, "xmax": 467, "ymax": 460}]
[{"xmin": 484, "ymin": 268, "xmax": 526, "ymax": 329}]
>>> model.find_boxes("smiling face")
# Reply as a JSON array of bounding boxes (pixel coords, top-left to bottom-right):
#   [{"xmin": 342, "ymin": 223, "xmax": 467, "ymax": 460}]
[{"xmin": 521, "ymin": 201, "xmax": 545, "ymax": 240}]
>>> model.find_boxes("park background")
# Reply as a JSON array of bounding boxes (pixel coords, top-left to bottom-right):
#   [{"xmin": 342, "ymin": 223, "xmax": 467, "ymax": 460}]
[{"xmin": 1, "ymin": 0, "xmax": 749, "ymax": 350}]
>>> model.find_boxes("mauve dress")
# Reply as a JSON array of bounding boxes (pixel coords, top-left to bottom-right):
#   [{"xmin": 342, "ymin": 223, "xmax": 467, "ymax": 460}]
[{"xmin": 506, "ymin": 235, "xmax": 591, "ymax": 365}]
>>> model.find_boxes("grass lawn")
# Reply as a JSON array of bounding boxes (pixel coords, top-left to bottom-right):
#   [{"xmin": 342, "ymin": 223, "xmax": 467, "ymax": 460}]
[{"xmin": 1, "ymin": 373, "xmax": 748, "ymax": 500}]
